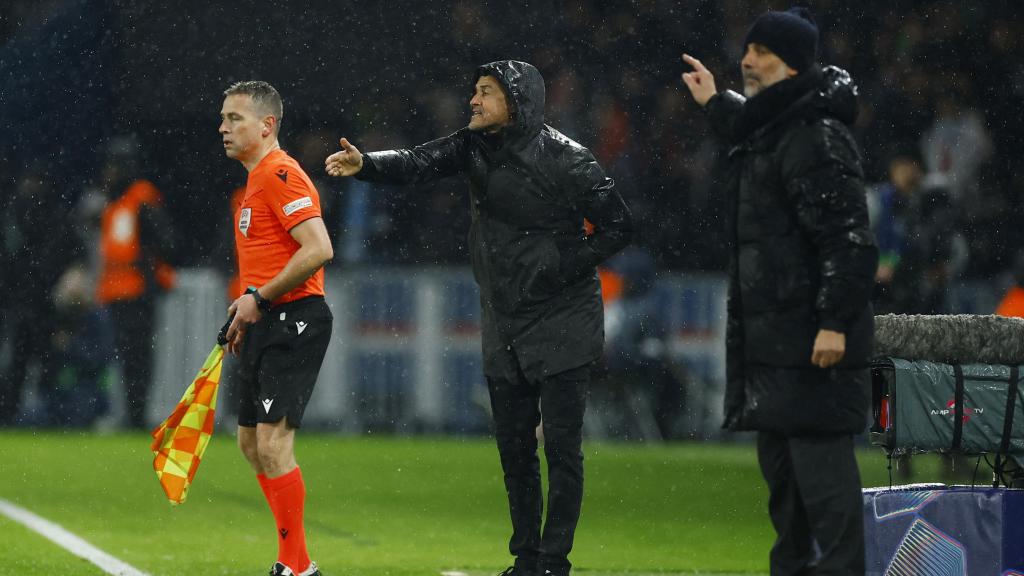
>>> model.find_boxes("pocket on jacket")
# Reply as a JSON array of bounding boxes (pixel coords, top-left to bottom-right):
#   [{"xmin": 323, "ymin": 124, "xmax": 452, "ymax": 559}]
[
  {"xmin": 492, "ymin": 237, "xmax": 561, "ymax": 313},
  {"xmin": 468, "ymin": 225, "xmax": 484, "ymax": 286},
  {"xmin": 738, "ymin": 244, "xmax": 776, "ymax": 311},
  {"xmin": 774, "ymin": 244, "xmax": 814, "ymax": 304},
  {"xmin": 738, "ymin": 241, "xmax": 813, "ymax": 312},
  {"xmin": 520, "ymin": 239, "xmax": 561, "ymax": 303}
]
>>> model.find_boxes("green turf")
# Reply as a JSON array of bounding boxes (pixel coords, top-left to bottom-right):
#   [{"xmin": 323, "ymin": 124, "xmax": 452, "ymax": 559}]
[
  {"xmin": 1, "ymin": 515, "xmax": 111, "ymax": 575},
  {"xmin": 0, "ymin": 431, "xmax": 906, "ymax": 575}
]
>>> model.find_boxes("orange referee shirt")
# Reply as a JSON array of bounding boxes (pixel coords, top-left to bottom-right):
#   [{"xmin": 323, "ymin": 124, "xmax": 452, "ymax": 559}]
[{"xmin": 235, "ymin": 149, "xmax": 325, "ymax": 305}]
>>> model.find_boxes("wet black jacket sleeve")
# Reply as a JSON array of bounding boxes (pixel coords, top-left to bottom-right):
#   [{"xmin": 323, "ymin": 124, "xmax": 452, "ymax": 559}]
[
  {"xmin": 780, "ymin": 121, "xmax": 877, "ymax": 332},
  {"xmin": 558, "ymin": 149, "xmax": 633, "ymax": 284},
  {"xmin": 357, "ymin": 130, "xmax": 470, "ymax": 185},
  {"xmin": 705, "ymin": 90, "xmax": 746, "ymax": 143}
]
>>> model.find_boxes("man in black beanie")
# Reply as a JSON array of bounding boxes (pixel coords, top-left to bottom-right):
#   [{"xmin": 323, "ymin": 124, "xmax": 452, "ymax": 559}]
[{"xmin": 681, "ymin": 7, "xmax": 877, "ymax": 576}]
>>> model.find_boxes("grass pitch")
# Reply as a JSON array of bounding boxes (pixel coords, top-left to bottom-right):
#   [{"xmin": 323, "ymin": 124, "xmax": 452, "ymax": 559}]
[{"xmin": 0, "ymin": 431, "xmax": 904, "ymax": 575}]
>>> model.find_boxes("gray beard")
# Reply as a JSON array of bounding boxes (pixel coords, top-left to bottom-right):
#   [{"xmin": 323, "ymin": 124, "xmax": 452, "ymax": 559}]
[{"xmin": 742, "ymin": 76, "xmax": 762, "ymax": 98}]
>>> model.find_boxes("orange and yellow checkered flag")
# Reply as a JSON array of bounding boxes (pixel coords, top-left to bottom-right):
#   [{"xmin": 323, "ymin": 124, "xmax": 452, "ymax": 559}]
[{"xmin": 150, "ymin": 320, "xmax": 230, "ymax": 505}]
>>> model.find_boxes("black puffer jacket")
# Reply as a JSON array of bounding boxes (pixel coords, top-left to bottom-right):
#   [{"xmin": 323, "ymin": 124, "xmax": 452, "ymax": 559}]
[
  {"xmin": 357, "ymin": 60, "xmax": 633, "ymax": 381},
  {"xmin": 707, "ymin": 66, "xmax": 878, "ymax": 435}
]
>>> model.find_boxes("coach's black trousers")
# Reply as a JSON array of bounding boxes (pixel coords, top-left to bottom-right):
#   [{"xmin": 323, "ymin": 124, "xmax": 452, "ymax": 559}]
[
  {"xmin": 488, "ymin": 363, "xmax": 589, "ymax": 576},
  {"xmin": 757, "ymin": 432, "xmax": 865, "ymax": 576}
]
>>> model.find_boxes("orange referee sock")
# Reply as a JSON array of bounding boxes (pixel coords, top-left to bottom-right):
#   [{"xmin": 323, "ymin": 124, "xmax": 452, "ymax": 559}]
[
  {"xmin": 258, "ymin": 467, "xmax": 311, "ymax": 573},
  {"xmin": 256, "ymin": 472, "xmax": 273, "ymax": 502}
]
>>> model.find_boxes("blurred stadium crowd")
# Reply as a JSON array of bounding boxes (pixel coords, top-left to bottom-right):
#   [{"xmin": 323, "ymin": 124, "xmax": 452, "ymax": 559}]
[{"xmin": 2, "ymin": 0, "xmax": 1024, "ymax": 429}]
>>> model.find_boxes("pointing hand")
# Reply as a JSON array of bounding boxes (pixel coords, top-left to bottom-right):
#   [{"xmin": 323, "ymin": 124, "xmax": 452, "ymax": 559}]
[{"xmin": 681, "ymin": 53, "xmax": 718, "ymax": 107}]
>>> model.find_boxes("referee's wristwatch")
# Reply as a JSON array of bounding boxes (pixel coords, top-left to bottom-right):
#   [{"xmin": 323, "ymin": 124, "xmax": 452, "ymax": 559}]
[{"xmin": 247, "ymin": 286, "xmax": 273, "ymax": 313}]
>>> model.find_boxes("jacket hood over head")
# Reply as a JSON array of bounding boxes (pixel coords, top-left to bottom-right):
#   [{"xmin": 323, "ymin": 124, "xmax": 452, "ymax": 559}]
[{"xmin": 475, "ymin": 60, "xmax": 546, "ymax": 140}]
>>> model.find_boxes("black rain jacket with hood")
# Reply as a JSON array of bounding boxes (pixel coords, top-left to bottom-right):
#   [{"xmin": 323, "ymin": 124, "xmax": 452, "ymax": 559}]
[{"xmin": 356, "ymin": 60, "xmax": 633, "ymax": 381}]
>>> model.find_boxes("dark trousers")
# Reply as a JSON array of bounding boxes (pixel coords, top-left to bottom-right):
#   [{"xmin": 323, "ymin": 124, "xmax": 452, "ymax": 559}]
[
  {"xmin": 757, "ymin": 432, "xmax": 865, "ymax": 576},
  {"xmin": 108, "ymin": 298, "xmax": 156, "ymax": 429},
  {"xmin": 488, "ymin": 362, "xmax": 589, "ymax": 576}
]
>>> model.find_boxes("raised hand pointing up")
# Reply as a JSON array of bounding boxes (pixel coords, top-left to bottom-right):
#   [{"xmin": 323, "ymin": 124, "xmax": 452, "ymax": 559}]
[{"xmin": 681, "ymin": 53, "xmax": 718, "ymax": 107}]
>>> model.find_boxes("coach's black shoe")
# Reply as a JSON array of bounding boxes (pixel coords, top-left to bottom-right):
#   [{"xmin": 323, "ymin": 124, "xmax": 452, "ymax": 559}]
[
  {"xmin": 498, "ymin": 566, "xmax": 534, "ymax": 576},
  {"xmin": 537, "ymin": 567, "xmax": 571, "ymax": 576},
  {"xmin": 269, "ymin": 561, "xmax": 321, "ymax": 576}
]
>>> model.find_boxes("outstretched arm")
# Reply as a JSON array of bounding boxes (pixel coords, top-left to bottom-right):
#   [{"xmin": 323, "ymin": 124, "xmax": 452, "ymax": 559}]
[
  {"xmin": 325, "ymin": 131, "xmax": 469, "ymax": 185},
  {"xmin": 324, "ymin": 138, "xmax": 363, "ymax": 176}
]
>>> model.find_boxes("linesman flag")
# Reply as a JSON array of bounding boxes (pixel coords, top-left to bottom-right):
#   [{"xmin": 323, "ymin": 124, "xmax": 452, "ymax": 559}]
[{"xmin": 150, "ymin": 318, "xmax": 232, "ymax": 505}]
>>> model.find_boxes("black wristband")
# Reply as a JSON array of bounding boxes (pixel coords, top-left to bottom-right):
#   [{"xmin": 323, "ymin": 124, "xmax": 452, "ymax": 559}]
[{"xmin": 246, "ymin": 286, "xmax": 272, "ymax": 313}]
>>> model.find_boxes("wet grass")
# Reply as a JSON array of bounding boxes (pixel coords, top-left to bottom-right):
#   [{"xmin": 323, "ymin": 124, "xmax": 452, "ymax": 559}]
[{"xmin": 0, "ymin": 431, "xmax": 901, "ymax": 575}]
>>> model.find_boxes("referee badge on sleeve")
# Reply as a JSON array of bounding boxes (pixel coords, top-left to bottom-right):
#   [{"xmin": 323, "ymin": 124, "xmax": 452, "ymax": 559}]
[
  {"xmin": 282, "ymin": 196, "xmax": 313, "ymax": 216},
  {"xmin": 239, "ymin": 207, "xmax": 251, "ymax": 237}
]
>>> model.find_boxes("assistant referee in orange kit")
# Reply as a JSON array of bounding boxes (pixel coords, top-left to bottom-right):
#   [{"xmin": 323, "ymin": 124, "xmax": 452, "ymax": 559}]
[{"xmin": 220, "ymin": 80, "xmax": 332, "ymax": 576}]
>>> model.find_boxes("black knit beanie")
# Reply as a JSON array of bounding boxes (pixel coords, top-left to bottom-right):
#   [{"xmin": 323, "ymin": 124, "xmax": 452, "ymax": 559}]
[{"xmin": 743, "ymin": 7, "xmax": 819, "ymax": 73}]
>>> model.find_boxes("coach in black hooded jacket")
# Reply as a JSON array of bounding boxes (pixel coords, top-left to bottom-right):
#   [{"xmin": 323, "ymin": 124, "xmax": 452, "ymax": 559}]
[
  {"xmin": 682, "ymin": 8, "xmax": 877, "ymax": 576},
  {"xmin": 326, "ymin": 60, "xmax": 632, "ymax": 576}
]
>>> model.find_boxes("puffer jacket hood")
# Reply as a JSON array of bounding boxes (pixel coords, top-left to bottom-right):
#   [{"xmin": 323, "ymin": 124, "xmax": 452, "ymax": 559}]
[
  {"xmin": 730, "ymin": 65, "xmax": 858, "ymax": 142},
  {"xmin": 475, "ymin": 60, "xmax": 546, "ymax": 140},
  {"xmin": 815, "ymin": 65, "xmax": 858, "ymax": 125}
]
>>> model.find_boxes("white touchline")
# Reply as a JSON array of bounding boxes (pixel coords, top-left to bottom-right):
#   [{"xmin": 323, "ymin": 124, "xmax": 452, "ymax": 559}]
[
  {"xmin": 440, "ymin": 571, "xmax": 469, "ymax": 576},
  {"xmin": 0, "ymin": 498, "xmax": 151, "ymax": 576}
]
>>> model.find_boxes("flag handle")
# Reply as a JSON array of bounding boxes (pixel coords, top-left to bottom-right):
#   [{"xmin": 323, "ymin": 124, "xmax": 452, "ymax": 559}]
[{"xmin": 217, "ymin": 312, "xmax": 235, "ymax": 347}]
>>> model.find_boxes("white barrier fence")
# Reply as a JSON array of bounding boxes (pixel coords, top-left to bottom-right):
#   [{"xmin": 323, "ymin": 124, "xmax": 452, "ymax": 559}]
[{"xmin": 150, "ymin": 268, "xmax": 727, "ymax": 438}]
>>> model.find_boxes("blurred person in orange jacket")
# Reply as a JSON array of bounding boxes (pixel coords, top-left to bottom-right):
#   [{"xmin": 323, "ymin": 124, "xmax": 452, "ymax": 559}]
[{"xmin": 95, "ymin": 135, "xmax": 178, "ymax": 429}]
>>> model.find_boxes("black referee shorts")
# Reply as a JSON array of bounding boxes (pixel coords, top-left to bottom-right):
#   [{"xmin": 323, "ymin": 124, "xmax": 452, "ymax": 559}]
[{"xmin": 237, "ymin": 296, "xmax": 333, "ymax": 429}]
